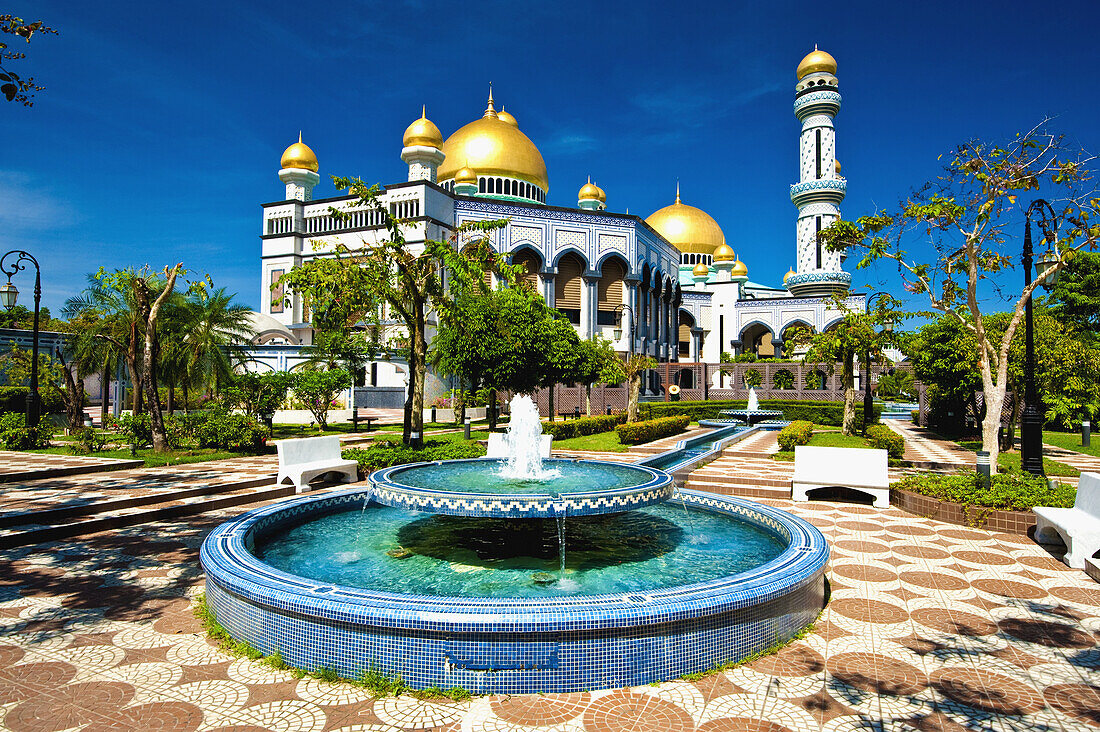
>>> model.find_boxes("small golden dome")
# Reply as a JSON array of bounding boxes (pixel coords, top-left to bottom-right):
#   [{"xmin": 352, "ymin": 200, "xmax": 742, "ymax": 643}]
[
  {"xmin": 796, "ymin": 46, "xmax": 837, "ymax": 80},
  {"xmin": 402, "ymin": 106, "xmax": 443, "ymax": 149},
  {"xmin": 280, "ymin": 132, "xmax": 319, "ymax": 172},
  {"xmin": 692, "ymin": 262, "xmax": 710, "ymax": 277},
  {"xmin": 455, "ymin": 162, "xmax": 478, "ymax": 185},
  {"xmin": 834, "ymin": 159, "xmax": 842, "ymax": 176},
  {"xmin": 438, "ymin": 91, "xmax": 549, "ymax": 192},
  {"xmin": 578, "ymin": 177, "xmax": 601, "ymax": 201},
  {"xmin": 713, "ymin": 243, "xmax": 736, "ymax": 262},
  {"xmin": 731, "ymin": 259, "xmax": 748, "ymax": 277},
  {"xmin": 595, "ymin": 184, "xmax": 606, "ymax": 203},
  {"xmin": 784, "ymin": 267, "xmax": 796, "ymax": 283},
  {"xmin": 645, "ymin": 185, "xmax": 727, "ymax": 256},
  {"xmin": 497, "ymin": 106, "xmax": 518, "ymax": 126}
]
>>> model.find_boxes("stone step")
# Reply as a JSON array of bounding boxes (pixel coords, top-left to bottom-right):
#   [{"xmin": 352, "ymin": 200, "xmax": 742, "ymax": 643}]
[
  {"xmin": 686, "ymin": 470, "xmax": 792, "ymax": 488},
  {"xmin": 0, "ymin": 482, "xmax": 296, "ymax": 550},
  {"xmin": 684, "ymin": 479, "xmax": 791, "ymax": 500}
]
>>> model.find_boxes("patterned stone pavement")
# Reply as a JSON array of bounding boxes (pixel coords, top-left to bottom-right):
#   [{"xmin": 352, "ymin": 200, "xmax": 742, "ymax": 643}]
[
  {"xmin": 1042, "ymin": 444, "xmax": 1100, "ymax": 474},
  {"xmin": 0, "ymin": 490, "xmax": 1098, "ymax": 731},
  {"xmin": 884, "ymin": 423, "xmax": 975, "ymax": 468},
  {"xmin": 0, "ymin": 451, "xmax": 142, "ymax": 483}
]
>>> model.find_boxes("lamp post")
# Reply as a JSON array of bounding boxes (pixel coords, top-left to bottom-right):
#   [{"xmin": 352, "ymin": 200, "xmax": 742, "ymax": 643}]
[
  {"xmin": 1020, "ymin": 199, "xmax": 1059, "ymax": 476},
  {"xmin": 611, "ymin": 303, "xmax": 636, "ymax": 356},
  {"xmin": 0, "ymin": 251, "xmax": 43, "ymax": 428},
  {"xmin": 862, "ymin": 292, "xmax": 894, "ymax": 436}
]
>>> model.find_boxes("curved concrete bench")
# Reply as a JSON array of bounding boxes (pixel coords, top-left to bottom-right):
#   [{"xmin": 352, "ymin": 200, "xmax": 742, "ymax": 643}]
[
  {"xmin": 1034, "ymin": 472, "xmax": 1100, "ymax": 569},
  {"xmin": 275, "ymin": 436, "xmax": 359, "ymax": 494},
  {"xmin": 792, "ymin": 445, "xmax": 890, "ymax": 507}
]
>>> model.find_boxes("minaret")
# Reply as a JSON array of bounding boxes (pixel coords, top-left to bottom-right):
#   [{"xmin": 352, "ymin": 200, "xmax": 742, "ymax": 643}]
[
  {"xmin": 279, "ymin": 132, "xmax": 320, "ymax": 201},
  {"xmin": 786, "ymin": 47, "xmax": 851, "ymax": 298},
  {"xmin": 401, "ymin": 106, "xmax": 446, "ymax": 182}
]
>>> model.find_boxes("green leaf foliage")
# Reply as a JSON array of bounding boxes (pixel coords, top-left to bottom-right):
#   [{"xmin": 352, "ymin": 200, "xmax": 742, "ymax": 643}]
[
  {"xmin": 615, "ymin": 415, "xmax": 689, "ymax": 445},
  {"xmin": 776, "ymin": 421, "xmax": 813, "ymax": 450},
  {"xmin": 541, "ymin": 413, "xmax": 625, "ymax": 440},
  {"xmin": 891, "ymin": 470, "xmax": 1075, "ymax": 511},
  {"xmin": 343, "ymin": 439, "xmax": 486, "ymax": 473},
  {"xmin": 866, "ymin": 424, "xmax": 904, "ymax": 458}
]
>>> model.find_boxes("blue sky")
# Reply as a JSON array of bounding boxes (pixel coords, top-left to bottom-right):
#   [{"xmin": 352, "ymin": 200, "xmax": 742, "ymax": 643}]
[{"xmin": 4, "ymin": 0, "xmax": 1099, "ymax": 322}]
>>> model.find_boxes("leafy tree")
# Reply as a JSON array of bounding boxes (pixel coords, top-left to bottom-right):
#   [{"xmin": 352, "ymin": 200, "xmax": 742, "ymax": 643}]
[
  {"xmin": 875, "ymin": 369, "xmax": 915, "ymax": 401},
  {"xmin": 904, "ymin": 315, "xmax": 983, "ymax": 434},
  {"xmin": 225, "ymin": 371, "xmax": 295, "ymax": 420},
  {"xmin": 279, "ymin": 177, "xmax": 511, "ymax": 447},
  {"xmin": 539, "ymin": 316, "xmax": 584, "ymax": 422},
  {"xmin": 0, "ymin": 14, "xmax": 56, "ymax": 106},
  {"xmin": 175, "ymin": 283, "xmax": 253, "ymax": 398},
  {"xmin": 293, "ymin": 368, "xmax": 351, "ymax": 429},
  {"xmin": 598, "ymin": 352, "xmax": 656, "ymax": 423},
  {"xmin": 1045, "ymin": 250, "xmax": 1100, "ymax": 339},
  {"xmin": 822, "ymin": 126, "xmax": 1100, "ymax": 468}
]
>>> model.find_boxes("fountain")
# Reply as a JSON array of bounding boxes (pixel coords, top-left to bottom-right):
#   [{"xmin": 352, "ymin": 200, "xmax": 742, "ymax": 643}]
[
  {"xmin": 719, "ymin": 387, "xmax": 784, "ymax": 426},
  {"xmin": 202, "ymin": 395, "xmax": 827, "ymax": 693}
]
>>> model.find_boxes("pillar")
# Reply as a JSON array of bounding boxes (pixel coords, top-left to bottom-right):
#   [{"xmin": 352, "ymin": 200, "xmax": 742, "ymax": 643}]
[
  {"xmin": 539, "ymin": 270, "xmax": 556, "ymax": 307},
  {"xmin": 581, "ymin": 274, "xmax": 600, "ymax": 339}
]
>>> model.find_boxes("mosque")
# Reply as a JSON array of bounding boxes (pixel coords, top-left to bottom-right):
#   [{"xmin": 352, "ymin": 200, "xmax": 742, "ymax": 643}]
[{"xmin": 245, "ymin": 48, "xmax": 865, "ymax": 399}]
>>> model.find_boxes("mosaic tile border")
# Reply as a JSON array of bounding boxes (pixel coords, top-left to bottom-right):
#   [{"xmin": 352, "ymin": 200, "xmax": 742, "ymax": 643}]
[{"xmin": 367, "ymin": 458, "xmax": 675, "ymax": 518}]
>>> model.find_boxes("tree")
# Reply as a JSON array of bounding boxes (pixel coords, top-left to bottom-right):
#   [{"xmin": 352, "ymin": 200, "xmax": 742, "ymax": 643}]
[
  {"xmin": 0, "ymin": 14, "xmax": 56, "ymax": 106},
  {"xmin": 281, "ymin": 177, "xmax": 510, "ymax": 447},
  {"xmin": 598, "ymin": 352, "xmax": 656, "ymax": 423},
  {"xmin": 539, "ymin": 316, "xmax": 584, "ymax": 422},
  {"xmin": 822, "ymin": 126, "xmax": 1100, "ymax": 468},
  {"xmin": 1045, "ymin": 250, "xmax": 1100, "ymax": 339},
  {"xmin": 176, "ymin": 283, "xmax": 254, "ymax": 398},
  {"xmin": 904, "ymin": 315, "xmax": 983, "ymax": 434},
  {"xmin": 293, "ymin": 368, "xmax": 351, "ymax": 430},
  {"xmin": 225, "ymin": 371, "xmax": 295, "ymax": 420}
]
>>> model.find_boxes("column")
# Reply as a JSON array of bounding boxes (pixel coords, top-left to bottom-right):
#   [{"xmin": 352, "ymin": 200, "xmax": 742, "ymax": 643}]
[
  {"xmin": 690, "ymin": 328, "xmax": 703, "ymax": 362},
  {"xmin": 539, "ymin": 270, "xmax": 556, "ymax": 307},
  {"xmin": 581, "ymin": 274, "xmax": 600, "ymax": 339},
  {"xmin": 771, "ymin": 338, "xmax": 784, "ymax": 359},
  {"xmin": 670, "ymin": 303, "xmax": 681, "ymax": 362},
  {"xmin": 638, "ymin": 284, "xmax": 649, "ymax": 355},
  {"xmin": 624, "ymin": 280, "xmax": 638, "ymax": 353}
]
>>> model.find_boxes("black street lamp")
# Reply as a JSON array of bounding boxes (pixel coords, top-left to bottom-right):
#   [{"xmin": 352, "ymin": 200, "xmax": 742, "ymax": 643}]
[
  {"xmin": 611, "ymin": 303, "xmax": 636, "ymax": 356},
  {"xmin": 1020, "ymin": 199, "xmax": 1060, "ymax": 476},
  {"xmin": 863, "ymin": 292, "xmax": 894, "ymax": 436},
  {"xmin": 0, "ymin": 251, "xmax": 43, "ymax": 427}
]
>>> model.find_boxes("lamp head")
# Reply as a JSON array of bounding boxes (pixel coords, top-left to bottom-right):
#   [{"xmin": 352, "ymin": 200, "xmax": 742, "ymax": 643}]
[
  {"xmin": 613, "ymin": 327, "xmax": 623, "ymax": 341},
  {"xmin": 0, "ymin": 281, "xmax": 17, "ymax": 310}
]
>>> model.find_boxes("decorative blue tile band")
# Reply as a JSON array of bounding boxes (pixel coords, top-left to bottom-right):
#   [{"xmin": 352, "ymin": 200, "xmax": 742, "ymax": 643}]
[{"xmin": 201, "ymin": 488, "xmax": 829, "ymax": 693}]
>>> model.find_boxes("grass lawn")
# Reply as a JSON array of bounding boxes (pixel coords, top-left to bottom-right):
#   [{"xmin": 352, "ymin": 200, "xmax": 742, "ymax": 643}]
[
  {"xmin": 29, "ymin": 446, "xmax": 250, "ymax": 468},
  {"xmin": 552, "ymin": 431, "xmax": 631, "ymax": 452},
  {"xmin": 774, "ymin": 431, "xmax": 871, "ymax": 461},
  {"xmin": 1043, "ymin": 430, "xmax": 1100, "ymax": 458},
  {"xmin": 957, "ymin": 440, "xmax": 1078, "ymax": 477}
]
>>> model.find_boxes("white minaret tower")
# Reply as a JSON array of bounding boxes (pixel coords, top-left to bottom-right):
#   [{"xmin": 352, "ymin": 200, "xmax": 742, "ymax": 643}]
[
  {"xmin": 786, "ymin": 47, "xmax": 851, "ymax": 298},
  {"xmin": 279, "ymin": 132, "xmax": 320, "ymax": 201},
  {"xmin": 400, "ymin": 106, "xmax": 445, "ymax": 182}
]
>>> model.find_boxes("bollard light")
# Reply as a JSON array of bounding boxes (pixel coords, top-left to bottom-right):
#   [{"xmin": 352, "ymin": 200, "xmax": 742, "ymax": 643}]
[
  {"xmin": 976, "ymin": 451, "xmax": 991, "ymax": 490},
  {"xmin": 1083, "ymin": 420, "xmax": 1091, "ymax": 448},
  {"xmin": 464, "ymin": 417, "xmax": 472, "ymax": 440}
]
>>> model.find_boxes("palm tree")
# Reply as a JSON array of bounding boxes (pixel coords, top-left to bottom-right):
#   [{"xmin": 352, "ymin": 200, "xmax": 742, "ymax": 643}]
[{"xmin": 177, "ymin": 286, "xmax": 254, "ymax": 398}]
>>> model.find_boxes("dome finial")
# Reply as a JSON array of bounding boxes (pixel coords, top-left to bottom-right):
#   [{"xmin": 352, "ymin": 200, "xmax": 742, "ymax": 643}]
[
  {"xmin": 484, "ymin": 83, "xmax": 498, "ymax": 118},
  {"xmin": 298, "ymin": 130, "xmax": 302, "ymax": 143},
  {"xmin": 675, "ymin": 180, "xmax": 681, "ymax": 204},
  {"xmin": 421, "ymin": 104, "xmax": 426, "ymax": 119}
]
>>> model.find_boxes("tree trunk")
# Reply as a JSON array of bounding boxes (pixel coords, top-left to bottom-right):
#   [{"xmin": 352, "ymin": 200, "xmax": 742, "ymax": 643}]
[
  {"xmin": 139, "ymin": 264, "xmax": 182, "ymax": 452},
  {"xmin": 100, "ymin": 359, "xmax": 110, "ymax": 426},
  {"xmin": 980, "ymin": 380, "xmax": 1008, "ymax": 474},
  {"xmin": 406, "ymin": 306, "xmax": 427, "ymax": 449},
  {"xmin": 627, "ymin": 372, "xmax": 641, "ymax": 422},
  {"xmin": 457, "ymin": 383, "xmax": 467, "ymax": 426},
  {"xmin": 488, "ymin": 388, "xmax": 497, "ymax": 431},
  {"xmin": 547, "ymin": 383, "xmax": 555, "ymax": 423},
  {"xmin": 840, "ymin": 349, "xmax": 857, "ymax": 435},
  {"xmin": 56, "ymin": 351, "xmax": 86, "ymax": 435},
  {"xmin": 167, "ymin": 384, "xmax": 175, "ymax": 416},
  {"xmin": 585, "ymin": 384, "xmax": 592, "ymax": 416}
]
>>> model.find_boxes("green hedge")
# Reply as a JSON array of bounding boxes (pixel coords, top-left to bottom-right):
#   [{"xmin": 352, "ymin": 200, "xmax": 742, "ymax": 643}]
[
  {"xmin": 542, "ymin": 413, "xmax": 625, "ymax": 440},
  {"xmin": 344, "ymin": 439, "xmax": 486, "ymax": 474},
  {"xmin": 867, "ymin": 424, "xmax": 904, "ymax": 459},
  {"xmin": 0, "ymin": 385, "xmax": 65, "ymax": 415},
  {"xmin": 638, "ymin": 399, "xmax": 881, "ymax": 428},
  {"xmin": 616, "ymin": 415, "xmax": 690, "ymax": 445},
  {"xmin": 777, "ymin": 421, "xmax": 813, "ymax": 450},
  {"xmin": 891, "ymin": 470, "xmax": 1075, "ymax": 511},
  {"xmin": 0, "ymin": 412, "xmax": 52, "ymax": 450}
]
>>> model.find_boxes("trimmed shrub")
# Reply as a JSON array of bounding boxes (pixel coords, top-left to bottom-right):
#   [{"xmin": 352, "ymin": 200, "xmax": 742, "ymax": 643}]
[
  {"xmin": 105, "ymin": 413, "xmax": 153, "ymax": 450},
  {"xmin": 344, "ymin": 439, "xmax": 486, "ymax": 473},
  {"xmin": 0, "ymin": 411, "xmax": 52, "ymax": 450},
  {"xmin": 777, "ymin": 420, "xmax": 814, "ymax": 451},
  {"xmin": 911, "ymin": 410, "xmax": 920, "ymax": 425},
  {"xmin": 68, "ymin": 426, "xmax": 107, "ymax": 454},
  {"xmin": 867, "ymin": 424, "xmax": 904, "ymax": 459},
  {"xmin": 191, "ymin": 409, "xmax": 269, "ymax": 451},
  {"xmin": 891, "ymin": 470, "xmax": 1075, "ymax": 511},
  {"xmin": 0, "ymin": 385, "xmax": 65, "ymax": 415},
  {"xmin": 542, "ymin": 413, "xmax": 625, "ymax": 440},
  {"xmin": 615, "ymin": 415, "xmax": 690, "ymax": 445},
  {"xmin": 638, "ymin": 399, "xmax": 882, "ymax": 428}
]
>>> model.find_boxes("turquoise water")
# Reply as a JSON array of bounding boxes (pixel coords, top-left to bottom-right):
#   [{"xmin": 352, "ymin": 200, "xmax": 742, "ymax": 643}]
[
  {"xmin": 253, "ymin": 502, "xmax": 786, "ymax": 598},
  {"xmin": 385, "ymin": 459, "xmax": 651, "ymax": 496}
]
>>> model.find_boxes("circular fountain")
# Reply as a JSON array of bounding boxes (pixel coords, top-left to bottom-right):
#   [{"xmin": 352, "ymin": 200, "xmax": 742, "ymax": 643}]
[
  {"xmin": 201, "ymin": 396, "xmax": 828, "ymax": 693},
  {"xmin": 719, "ymin": 387, "xmax": 783, "ymax": 426}
]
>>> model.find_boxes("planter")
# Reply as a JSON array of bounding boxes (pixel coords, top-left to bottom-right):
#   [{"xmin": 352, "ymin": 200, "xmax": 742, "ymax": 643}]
[{"xmin": 891, "ymin": 485, "xmax": 1036, "ymax": 535}]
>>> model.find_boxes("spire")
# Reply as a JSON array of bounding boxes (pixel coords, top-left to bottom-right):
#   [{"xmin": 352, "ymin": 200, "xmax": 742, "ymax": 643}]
[
  {"xmin": 298, "ymin": 130, "xmax": 302, "ymax": 143},
  {"xmin": 421, "ymin": 104, "xmax": 426, "ymax": 119},
  {"xmin": 484, "ymin": 83, "xmax": 498, "ymax": 118},
  {"xmin": 675, "ymin": 180, "xmax": 681, "ymax": 204}
]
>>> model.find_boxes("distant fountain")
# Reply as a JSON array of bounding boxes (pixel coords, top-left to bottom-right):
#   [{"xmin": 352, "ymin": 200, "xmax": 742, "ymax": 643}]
[
  {"xmin": 747, "ymin": 387, "xmax": 760, "ymax": 412},
  {"xmin": 719, "ymin": 386, "xmax": 782, "ymax": 426},
  {"xmin": 498, "ymin": 394, "xmax": 560, "ymax": 480}
]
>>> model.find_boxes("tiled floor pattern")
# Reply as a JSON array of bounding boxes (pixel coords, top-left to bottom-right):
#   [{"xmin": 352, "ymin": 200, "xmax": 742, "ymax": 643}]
[
  {"xmin": 885, "ymin": 423, "xmax": 975, "ymax": 467},
  {"xmin": 1, "ymin": 495, "xmax": 1098, "ymax": 731},
  {"xmin": 1042, "ymin": 444, "xmax": 1100, "ymax": 474},
  {"xmin": 0, "ymin": 456, "xmax": 278, "ymax": 520},
  {"xmin": 0, "ymin": 451, "xmax": 142, "ymax": 481}
]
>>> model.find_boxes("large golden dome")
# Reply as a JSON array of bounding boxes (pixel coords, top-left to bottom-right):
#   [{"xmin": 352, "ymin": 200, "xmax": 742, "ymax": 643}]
[
  {"xmin": 645, "ymin": 187, "xmax": 726, "ymax": 256},
  {"xmin": 280, "ymin": 132, "xmax": 318, "ymax": 172},
  {"xmin": 438, "ymin": 93, "xmax": 549, "ymax": 192},
  {"xmin": 796, "ymin": 46, "xmax": 837, "ymax": 79},
  {"xmin": 402, "ymin": 106, "xmax": 443, "ymax": 148}
]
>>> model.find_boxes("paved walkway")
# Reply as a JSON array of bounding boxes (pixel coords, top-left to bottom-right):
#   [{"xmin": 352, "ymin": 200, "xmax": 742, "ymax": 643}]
[
  {"xmin": 1, "ymin": 489, "xmax": 1097, "ymax": 731},
  {"xmin": 0, "ymin": 451, "xmax": 142, "ymax": 483},
  {"xmin": 886, "ymin": 422, "xmax": 976, "ymax": 467},
  {"xmin": 1043, "ymin": 443, "xmax": 1100, "ymax": 474}
]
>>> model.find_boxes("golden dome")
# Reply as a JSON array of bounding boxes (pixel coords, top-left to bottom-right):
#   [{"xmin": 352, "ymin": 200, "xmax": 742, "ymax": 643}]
[
  {"xmin": 834, "ymin": 159, "xmax": 842, "ymax": 176},
  {"xmin": 784, "ymin": 267, "xmax": 796, "ymax": 283},
  {"xmin": 797, "ymin": 46, "xmax": 837, "ymax": 80},
  {"xmin": 731, "ymin": 259, "xmax": 748, "ymax": 277},
  {"xmin": 497, "ymin": 106, "xmax": 518, "ymax": 126},
  {"xmin": 437, "ymin": 92, "xmax": 549, "ymax": 192},
  {"xmin": 595, "ymin": 184, "xmax": 606, "ymax": 203},
  {"xmin": 280, "ymin": 132, "xmax": 318, "ymax": 172},
  {"xmin": 402, "ymin": 106, "xmax": 443, "ymax": 149},
  {"xmin": 578, "ymin": 177, "xmax": 601, "ymax": 201},
  {"xmin": 713, "ymin": 243, "xmax": 736, "ymax": 262},
  {"xmin": 692, "ymin": 262, "xmax": 710, "ymax": 278},
  {"xmin": 645, "ymin": 186, "xmax": 726, "ymax": 256},
  {"xmin": 455, "ymin": 162, "xmax": 478, "ymax": 185}
]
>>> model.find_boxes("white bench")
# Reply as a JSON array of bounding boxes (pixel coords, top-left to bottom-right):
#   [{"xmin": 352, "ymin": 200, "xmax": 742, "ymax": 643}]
[
  {"xmin": 1034, "ymin": 471, "xmax": 1100, "ymax": 570},
  {"xmin": 792, "ymin": 445, "xmax": 890, "ymax": 507},
  {"xmin": 486, "ymin": 433, "xmax": 553, "ymax": 459},
  {"xmin": 275, "ymin": 436, "xmax": 359, "ymax": 494}
]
